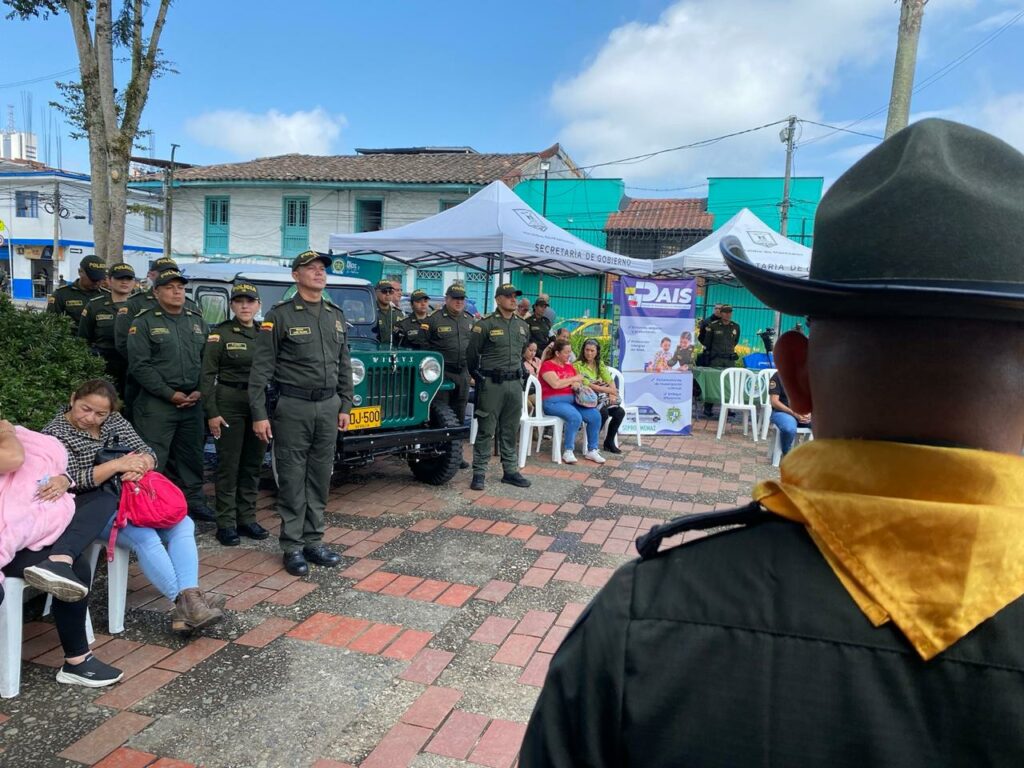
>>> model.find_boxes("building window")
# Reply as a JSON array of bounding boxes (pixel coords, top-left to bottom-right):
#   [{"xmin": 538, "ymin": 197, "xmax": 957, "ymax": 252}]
[
  {"xmin": 439, "ymin": 199, "xmax": 463, "ymax": 212},
  {"xmin": 356, "ymin": 199, "xmax": 383, "ymax": 232},
  {"xmin": 16, "ymin": 191, "xmax": 39, "ymax": 218},
  {"xmin": 204, "ymin": 196, "xmax": 230, "ymax": 254},
  {"xmin": 144, "ymin": 211, "xmax": 164, "ymax": 233},
  {"xmin": 282, "ymin": 196, "xmax": 310, "ymax": 257}
]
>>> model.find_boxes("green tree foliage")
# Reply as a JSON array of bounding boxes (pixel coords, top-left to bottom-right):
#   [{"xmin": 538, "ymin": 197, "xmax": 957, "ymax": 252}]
[{"xmin": 0, "ymin": 295, "xmax": 105, "ymax": 430}]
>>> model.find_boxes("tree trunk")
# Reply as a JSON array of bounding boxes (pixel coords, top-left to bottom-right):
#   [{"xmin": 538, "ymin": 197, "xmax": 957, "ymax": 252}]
[
  {"xmin": 66, "ymin": 0, "xmax": 111, "ymax": 263},
  {"xmin": 884, "ymin": 0, "xmax": 928, "ymax": 139}
]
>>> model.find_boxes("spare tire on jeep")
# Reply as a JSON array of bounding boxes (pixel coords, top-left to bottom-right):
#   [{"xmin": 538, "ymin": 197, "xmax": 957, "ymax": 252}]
[{"xmin": 407, "ymin": 402, "xmax": 463, "ymax": 485}]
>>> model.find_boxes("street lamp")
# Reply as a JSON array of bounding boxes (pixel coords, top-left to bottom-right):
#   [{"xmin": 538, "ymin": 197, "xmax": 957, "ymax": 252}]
[{"xmin": 539, "ymin": 160, "xmax": 551, "ymax": 217}]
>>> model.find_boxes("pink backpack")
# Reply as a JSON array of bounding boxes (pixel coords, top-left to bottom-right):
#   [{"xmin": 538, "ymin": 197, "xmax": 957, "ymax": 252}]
[{"xmin": 107, "ymin": 471, "xmax": 188, "ymax": 561}]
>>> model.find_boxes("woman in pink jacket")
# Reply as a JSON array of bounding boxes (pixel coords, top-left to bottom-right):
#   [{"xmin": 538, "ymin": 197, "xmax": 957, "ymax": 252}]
[{"xmin": 0, "ymin": 419, "xmax": 123, "ymax": 688}]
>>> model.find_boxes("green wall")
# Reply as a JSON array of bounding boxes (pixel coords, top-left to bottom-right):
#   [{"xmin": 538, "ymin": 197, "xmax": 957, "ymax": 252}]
[
  {"xmin": 510, "ymin": 271, "xmax": 603, "ymax": 321},
  {"xmin": 707, "ymin": 176, "xmax": 823, "ymax": 247},
  {"xmin": 514, "ymin": 178, "xmax": 625, "ymax": 248}
]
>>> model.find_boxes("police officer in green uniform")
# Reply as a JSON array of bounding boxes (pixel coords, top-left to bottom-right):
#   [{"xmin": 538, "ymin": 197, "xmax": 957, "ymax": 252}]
[
  {"xmin": 395, "ymin": 289, "xmax": 431, "ymax": 349},
  {"xmin": 466, "ymin": 283, "xmax": 532, "ymax": 491},
  {"xmin": 78, "ymin": 262, "xmax": 137, "ymax": 398},
  {"xmin": 249, "ymin": 250, "xmax": 353, "ymax": 577},
  {"xmin": 126, "ymin": 268, "xmax": 215, "ymax": 522},
  {"xmin": 527, "ymin": 296, "xmax": 553, "ymax": 349},
  {"xmin": 427, "ymin": 283, "xmax": 475, "ymax": 469},
  {"xmin": 48, "ymin": 255, "xmax": 105, "ymax": 323},
  {"xmin": 701, "ymin": 304, "xmax": 741, "ymax": 417},
  {"xmin": 200, "ymin": 283, "xmax": 271, "ymax": 547},
  {"xmin": 115, "ymin": 256, "xmax": 197, "ymax": 418},
  {"xmin": 373, "ymin": 278, "xmax": 404, "ymax": 345}
]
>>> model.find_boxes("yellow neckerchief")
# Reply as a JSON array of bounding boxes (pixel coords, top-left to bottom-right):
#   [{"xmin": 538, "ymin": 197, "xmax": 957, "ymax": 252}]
[{"xmin": 754, "ymin": 439, "xmax": 1024, "ymax": 660}]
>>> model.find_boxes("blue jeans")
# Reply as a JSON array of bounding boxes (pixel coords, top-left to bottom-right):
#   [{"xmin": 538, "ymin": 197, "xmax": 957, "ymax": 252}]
[
  {"xmin": 543, "ymin": 395, "xmax": 602, "ymax": 451},
  {"xmin": 101, "ymin": 514, "xmax": 199, "ymax": 601},
  {"xmin": 771, "ymin": 411, "xmax": 800, "ymax": 455}
]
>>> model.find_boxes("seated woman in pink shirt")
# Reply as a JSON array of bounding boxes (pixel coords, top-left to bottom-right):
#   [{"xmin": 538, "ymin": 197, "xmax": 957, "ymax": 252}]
[{"xmin": 538, "ymin": 339, "xmax": 605, "ymax": 465}]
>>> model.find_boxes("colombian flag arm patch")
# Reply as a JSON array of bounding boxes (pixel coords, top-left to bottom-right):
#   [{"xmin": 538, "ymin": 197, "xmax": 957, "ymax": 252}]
[{"xmin": 260, "ymin": 321, "xmax": 274, "ymax": 332}]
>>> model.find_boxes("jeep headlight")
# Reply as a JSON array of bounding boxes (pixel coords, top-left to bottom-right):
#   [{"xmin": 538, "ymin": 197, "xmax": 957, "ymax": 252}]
[
  {"xmin": 419, "ymin": 357, "xmax": 442, "ymax": 384},
  {"xmin": 351, "ymin": 359, "xmax": 366, "ymax": 386}
]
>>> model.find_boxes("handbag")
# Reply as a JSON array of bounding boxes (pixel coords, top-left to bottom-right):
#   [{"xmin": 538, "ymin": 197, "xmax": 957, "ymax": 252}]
[
  {"xmin": 106, "ymin": 471, "xmax": 187, "ymax": 561},
  {"xmin": 94, "ymin": 439, "xmax": 133, "ymax": 497},
  {"xmin": 574, "ymin": 386, "xmax": 599, "ymax": 408}
]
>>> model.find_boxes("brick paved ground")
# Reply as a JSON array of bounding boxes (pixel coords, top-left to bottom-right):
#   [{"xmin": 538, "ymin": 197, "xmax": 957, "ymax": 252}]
[{"xmin": 0, "ymin": 418, "xmax": 780, "ymax": 767}]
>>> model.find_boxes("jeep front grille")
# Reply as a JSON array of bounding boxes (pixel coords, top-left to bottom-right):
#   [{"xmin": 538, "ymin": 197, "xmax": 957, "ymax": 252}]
[{"xmin": 365, "ymin": 364, "xmax": 417, "ymax": 422}]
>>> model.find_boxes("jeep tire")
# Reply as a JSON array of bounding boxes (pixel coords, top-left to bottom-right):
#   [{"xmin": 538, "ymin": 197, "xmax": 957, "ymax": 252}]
[{"xmin": 408, "ymin": 402, "xmax": 463, "ymax": 485}]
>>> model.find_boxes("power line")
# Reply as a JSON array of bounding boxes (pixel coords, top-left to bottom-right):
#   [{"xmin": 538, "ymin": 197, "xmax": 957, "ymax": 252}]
[
  {"xmin": 797, "ymin": 120, "xmax": 882, "ymax": 141},
  {"xmin": 0, "ymin": 67, "xmax": 79, "ymax": 90},
  {"xmin": 798, "ymin": 9, "xmax": 1024, "ymax": 148}
]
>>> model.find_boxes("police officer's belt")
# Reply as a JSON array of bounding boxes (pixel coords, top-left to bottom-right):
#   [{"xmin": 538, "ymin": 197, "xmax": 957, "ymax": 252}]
[
  {"xmin": 277, "ymin": 383, "xmax": 335, "ymax": 402},
  {"xmin": 218, "ymin": 380, "xmax": 249, "ymax": 390},
  {"xmin": 479, "ymin": 369, "xmax": 522, "ymax": 383}
]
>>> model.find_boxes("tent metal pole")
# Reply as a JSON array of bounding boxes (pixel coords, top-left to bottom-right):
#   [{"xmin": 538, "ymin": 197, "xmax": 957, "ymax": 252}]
[{"xmin": 485, "ymin": 257, "xmax": 493, "ymax": 313}]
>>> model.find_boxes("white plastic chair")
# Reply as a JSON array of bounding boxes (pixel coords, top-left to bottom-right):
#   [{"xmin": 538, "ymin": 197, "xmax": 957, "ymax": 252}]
[
  {"xmin": 607, "ymin": 367, "xmax": 641, "ymax": 447},
  {"xmin": 758, "ymin": 368, "xmax": 778, "ymax": 441},
  {"xmin": 768, "ymin": 424, "xmax": 814, "ymax": 467},
  {"xmin": 519, "ymin": 375, "xmax": 563, "ymax": 468},
  {"xmin": 1, "ymin": 576, "xmax": 97, "ymax": 699},
  {"xmin": 717, "ymin": 368, "xmax": 759, "ymax": 441},
  {"xmin": 43, "ymin": 541, "xmax": 130, "ymax": 635}
]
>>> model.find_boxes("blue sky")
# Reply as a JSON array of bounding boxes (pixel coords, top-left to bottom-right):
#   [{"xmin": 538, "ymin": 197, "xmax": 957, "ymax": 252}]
[{"xmin": 2, "ymin": 0, "xmax": 1023, "ymax": 195}]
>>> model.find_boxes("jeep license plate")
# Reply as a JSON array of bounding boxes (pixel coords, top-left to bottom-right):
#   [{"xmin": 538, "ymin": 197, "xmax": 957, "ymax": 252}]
[{"xmin": 347, "ymin": 406, "xmax": 382, "ymax": 430}]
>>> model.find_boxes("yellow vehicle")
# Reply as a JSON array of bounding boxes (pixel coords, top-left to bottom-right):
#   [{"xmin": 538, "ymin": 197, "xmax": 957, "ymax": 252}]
[{"xmin": 552, "ymin": 317, "xmax": 613, "ymax": 346}]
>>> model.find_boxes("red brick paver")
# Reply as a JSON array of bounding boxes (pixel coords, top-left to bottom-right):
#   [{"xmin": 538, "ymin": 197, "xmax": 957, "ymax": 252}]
[{"xmin": 57, "ymin": 711, "xmax": 154, "ymax": 765}]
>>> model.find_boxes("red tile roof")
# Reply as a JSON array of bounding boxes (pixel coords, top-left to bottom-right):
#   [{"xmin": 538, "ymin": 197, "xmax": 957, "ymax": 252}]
[
  {"xmin": 160, "ymin": 150, "xmax": 552, "ymax": 186},
  {"xmin": 605, "ymin": 198, "xmax": 713, "ymax": 231}
]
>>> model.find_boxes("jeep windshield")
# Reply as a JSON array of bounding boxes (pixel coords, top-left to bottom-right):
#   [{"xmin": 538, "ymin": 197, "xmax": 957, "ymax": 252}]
[{"xmin": 254, "ymin": 283, "xmax": 377, "ymax": 340}]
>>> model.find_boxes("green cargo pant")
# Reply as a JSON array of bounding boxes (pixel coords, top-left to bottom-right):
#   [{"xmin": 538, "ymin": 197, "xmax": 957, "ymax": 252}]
[
  {"xmin": 437, "ymin": 369, "xmax": 470, "ymax": 422},
  {"xmin": 271, "ymin": 394, "xmax": 339, "ymax": 553},
  {"xmin": 472, "ymin": 378, "xmax": 522, "ymax": 475},
  {"xmin": 133, "ymin": 390, "xmax": 207, "ymax": 508},
  {"xmin": 212, "ymin": 385, "xmax": 266, "ymax": 530}
]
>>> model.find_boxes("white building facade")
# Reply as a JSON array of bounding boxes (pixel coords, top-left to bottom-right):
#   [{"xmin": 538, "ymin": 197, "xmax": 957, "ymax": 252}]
[
  {"xmin": 1, "ymin": 159, "xmax": 163, "ymax": 300},
  {"xmin": 130, "ymin": 146, "xmax": 581, "ymax": 310}
]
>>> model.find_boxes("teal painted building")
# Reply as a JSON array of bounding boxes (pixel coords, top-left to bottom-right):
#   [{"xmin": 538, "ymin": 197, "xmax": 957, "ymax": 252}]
[
  {"xmin": 707, "ymin": 176, "xmax": 823, "ymax": 247},
  {"xmin": 697, "ymin": 177, "xmax": 823, "ymax": 347},
  {"xmin": 509, "ymin": 178, "xmax": 626, "ymax": 320}
]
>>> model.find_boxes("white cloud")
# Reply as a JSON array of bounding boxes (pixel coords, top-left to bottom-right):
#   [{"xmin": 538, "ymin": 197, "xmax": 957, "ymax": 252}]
[
  {"xmin": 552, "ymin": 0, "xmax": 898, "ymax": 182},
  {"xmin": 969, "ymin": 7, "xmax": 1024, "ymax": 32},
  {"xmin": 976, "ymin": 91, "xmax": 1024, "ymax": 149},
  {"xmin": 185, "ymin": 107, "xmax": 346, "ymax": 158}
]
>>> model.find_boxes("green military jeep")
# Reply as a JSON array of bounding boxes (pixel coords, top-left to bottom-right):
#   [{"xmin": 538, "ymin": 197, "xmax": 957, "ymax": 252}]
[{"xmin": 184, "ymin": 263, "xmax": 469, "ymax": 485}]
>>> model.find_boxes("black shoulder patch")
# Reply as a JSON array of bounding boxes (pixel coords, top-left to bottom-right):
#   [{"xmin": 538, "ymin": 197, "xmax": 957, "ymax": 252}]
[{"xmin": 635, "ymin": 503, "xmax": 769, "ymax": 560}]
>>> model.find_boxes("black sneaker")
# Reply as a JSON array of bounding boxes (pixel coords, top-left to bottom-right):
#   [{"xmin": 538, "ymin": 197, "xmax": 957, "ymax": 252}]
[
  {"xmin": 188, "ymin": 505, "xmax": 217, "ymax": 523},
  {"xmin": 56, "ymin": 654, "xmax": 123, "ymax": 688},
  {"xmin": 459, "ymin": 459, "xmax": 470, "ymax": 469},
  {"xmin": 501, "ymin": 472, "xmax": 531, "ymax": 488},
  {"xmin": 23, "ymin": 560, "xmax": 89, "ymax": 602},
  {"xmin": 470, "ymin": 473, "xmax": 486, "ymax": 491},
  {"xmin": 237, "ymin": 521, "xmax": 270, "ymax": 540}
]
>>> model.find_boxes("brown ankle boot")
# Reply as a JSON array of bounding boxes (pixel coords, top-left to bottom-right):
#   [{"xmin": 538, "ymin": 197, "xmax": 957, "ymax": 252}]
[{"xmin": 171, "ymin": 588, "xmax": 224, "ymax": 633}]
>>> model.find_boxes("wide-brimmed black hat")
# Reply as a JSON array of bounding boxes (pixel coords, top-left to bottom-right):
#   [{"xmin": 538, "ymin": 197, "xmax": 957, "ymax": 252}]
[{"xmin": 722, "ymin": 118, "xmax": 1024, "ymax": 322}]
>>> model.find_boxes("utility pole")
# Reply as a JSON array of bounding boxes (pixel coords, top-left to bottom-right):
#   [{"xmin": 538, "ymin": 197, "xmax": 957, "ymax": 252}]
[
  {"xmin": 778, "ymin": 115, "xmax": 797, "ymax": 237},
  {"xmin": 163, "ymin": 143, "xmax": 179, "ymax": 259},
  {"xmin": 52, "ymin": 179, "xmax": 61, "ymax": 274},
  {"xmin": 885, "ymin": 0, "xmax": 928, "ymax": 138}
]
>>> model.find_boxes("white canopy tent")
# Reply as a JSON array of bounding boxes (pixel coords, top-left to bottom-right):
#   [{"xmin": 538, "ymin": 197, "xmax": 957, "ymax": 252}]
[
  {"xmin": 652, "ymin": 208, "xmax": 811, "ymax": 280},
  {"xmin": 327, "ymin": 180, "xmax": 653, "ymax": 279}
]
